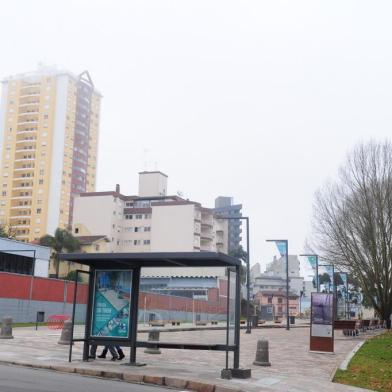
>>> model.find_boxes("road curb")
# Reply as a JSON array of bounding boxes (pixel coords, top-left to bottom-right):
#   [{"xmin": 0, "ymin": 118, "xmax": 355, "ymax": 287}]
[{"xmin": 0, "ymin": 359, "xmax": 245, "ymax": 392}]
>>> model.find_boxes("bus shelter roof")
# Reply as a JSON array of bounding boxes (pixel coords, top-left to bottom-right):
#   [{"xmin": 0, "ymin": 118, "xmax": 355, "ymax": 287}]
[{"xmin": 58, "ymin": 251, "xmax": 241, "ymax": 269}]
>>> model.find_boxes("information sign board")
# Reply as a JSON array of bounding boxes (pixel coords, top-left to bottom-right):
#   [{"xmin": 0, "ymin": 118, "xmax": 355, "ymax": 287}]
[
  {"xmin": 91, "ymin": 270, "xmax": 132, "ymax": 338},
  {"xmin": 310, "ymin": 292, "xmax": 334, "ymax": 352}
]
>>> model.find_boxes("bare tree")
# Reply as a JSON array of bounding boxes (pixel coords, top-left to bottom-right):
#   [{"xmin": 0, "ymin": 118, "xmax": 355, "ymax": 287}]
[{"xmin": 310, "ymin": 141, "xmax": 392, "ymax": 328}]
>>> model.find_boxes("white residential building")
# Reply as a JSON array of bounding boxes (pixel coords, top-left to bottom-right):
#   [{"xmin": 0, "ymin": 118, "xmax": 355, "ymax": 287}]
[{"xmin": 72, "ymin": 171, "xmax": 228, "ymax": 255}]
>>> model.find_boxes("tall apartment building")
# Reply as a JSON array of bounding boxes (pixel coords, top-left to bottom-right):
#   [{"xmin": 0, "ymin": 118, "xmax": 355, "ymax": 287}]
[
  {"xmin": 214, "ymin": 196, "xmax": 242, "ymax": 253},
  {"xmin": 72, "ymin": 172, "xmax": 228, "ymax": 255},
  {"xmin": 0, "ymin": 66, "xmax": 101, "ymax": 242}
]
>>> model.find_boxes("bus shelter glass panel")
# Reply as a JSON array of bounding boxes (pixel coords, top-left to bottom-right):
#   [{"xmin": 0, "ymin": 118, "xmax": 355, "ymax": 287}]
[
  {"xmin": 227, "ymin": 268, "xmax": 237, "ymax": 346},
  {"xmin": 138, "ymin": 266, "xmax": 228, "ymax": 345},
  {"xmin": 72, "ymin": 270, "xmax": 90, "ymax": 340}
]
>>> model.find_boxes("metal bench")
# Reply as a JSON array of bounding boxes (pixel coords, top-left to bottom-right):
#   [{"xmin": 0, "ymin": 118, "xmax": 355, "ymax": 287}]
[{"xmin": 334, "ymin": 320, "xmax": 359, "ymax": 336}]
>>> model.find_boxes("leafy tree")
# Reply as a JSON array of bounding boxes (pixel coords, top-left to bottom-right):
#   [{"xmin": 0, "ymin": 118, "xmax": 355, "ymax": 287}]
[
  {"xmin": 0, "ymin": 223, "xmax": 17, "ymax": 239},
  {"xmin": 310, "ymin": 141, "xmax": 392, "ymax": 327},
  {"xmin": 39, "ymin": 228, "xmax": 80, "ymax": 278},
  {"xmin": 229, "ymin": 246, "xmax": 248, "ymax": 284},
  {"xmin": 0, "ymin": 226, "xmax": 8, "ymax": 238},
  {"xmin": 66, "ymin": 270, "xmax": 83, "ymax": 282}
]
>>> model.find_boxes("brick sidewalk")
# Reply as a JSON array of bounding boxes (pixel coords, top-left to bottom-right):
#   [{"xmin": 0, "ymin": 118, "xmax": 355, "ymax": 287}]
[{"xmin": 0, "ymin": 325, "xmax": 375, "ymax": 391}]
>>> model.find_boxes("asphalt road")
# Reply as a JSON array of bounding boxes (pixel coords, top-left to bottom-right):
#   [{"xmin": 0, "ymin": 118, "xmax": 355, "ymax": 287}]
[{"xmin": 0, "ymin": 364, "xmax": 173, "ymax": 392}]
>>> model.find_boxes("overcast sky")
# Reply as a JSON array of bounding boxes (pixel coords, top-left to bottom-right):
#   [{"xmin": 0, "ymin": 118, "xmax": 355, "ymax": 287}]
[{"xmin": 1, "ymin": 1, "xmax": 392, "ymax": 270}]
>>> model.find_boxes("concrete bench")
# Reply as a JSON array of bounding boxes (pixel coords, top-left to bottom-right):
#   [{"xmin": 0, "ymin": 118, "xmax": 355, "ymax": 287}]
[
  {"xmin": 149, "ymin": 321, "xmax": 165, "ymax": 327},
  {"xmin": 195, "ymin": 321, "xmax": 207, "ymax": 326}
]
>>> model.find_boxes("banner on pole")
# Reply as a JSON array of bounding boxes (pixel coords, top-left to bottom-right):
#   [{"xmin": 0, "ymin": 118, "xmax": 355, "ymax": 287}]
[
  {"xmin": 275, "ymin": 241, "xmax": 287, "ymax": 257},
  {"xmin": 307, "ymin": 256, "xmax": 317, "ymax": 271}
]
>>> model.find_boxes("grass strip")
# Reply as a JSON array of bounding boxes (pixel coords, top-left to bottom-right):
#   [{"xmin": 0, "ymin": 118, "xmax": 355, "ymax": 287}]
[{"xmin": 334, "ymin": 331, "xmax": 392, "ymax": 392}]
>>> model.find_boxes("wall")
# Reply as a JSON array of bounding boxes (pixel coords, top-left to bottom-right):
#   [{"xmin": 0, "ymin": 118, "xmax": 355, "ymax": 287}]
[
  {"xmin": 151, "ymin": 204, "xmax": 195, "ymax": 251},
  {"xmin": 138, "ymin": 172, "xmax": 167, "ymax": 197},
  {"xmin": 0, "ymin": 272, "xmax": 229, "ymax": 323},
  {"xmin": 73, "ymin": 195, "xmax": 115, "ymax": 240},
  {"xmin": 0, "ymin": 271, "xmax": 88, "ymax": 322}
]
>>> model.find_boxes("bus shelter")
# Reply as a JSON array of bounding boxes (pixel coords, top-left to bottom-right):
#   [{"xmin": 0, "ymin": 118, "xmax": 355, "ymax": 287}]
[{"xmin": 59, "ymin": 251, "xmax": 244, "ymax": 376}]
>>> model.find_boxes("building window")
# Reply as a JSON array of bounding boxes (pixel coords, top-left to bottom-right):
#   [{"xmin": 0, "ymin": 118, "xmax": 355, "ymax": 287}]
[
  {"xmin": 95, "ymin": 244, "xmax": 100, "ymax": 251},
  {"xmin": 278, "ymin": 298, "xmax": 283, "ymax": 304},
  {"xmin": 134, "ymin": 240, "xmax": 140, "ymax": 245},
  {"xmin": 267, "ymin": 296, "xmax": 272, "ymax": 304},
  {"xmin": 143, "ymin": 240, "xmax": 150, "ymax": 245},
  {"xmin": 144, "ymin": 227, "xmax": 151, "ymax": 232},
  {"xmin": 36, "ymin": 208, "xmax": 42, "ymax": 214},
  {"xmin": 75, "ymin": 228, "xmax": 79, "ymax": 234},
  {"xmin": 134, "ymin": 227, "xmax": 139, "ymax": 232}
]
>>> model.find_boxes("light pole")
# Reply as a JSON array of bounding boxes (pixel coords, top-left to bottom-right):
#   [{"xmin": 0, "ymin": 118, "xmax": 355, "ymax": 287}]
[
  {"xmin": 300, "ymin": 254, "xmax": 319, "ymax": 292},
  {"xmin": 266, "ymin": 239, "xmax": 290, "ymax": 331},
  {"xmin": 217, "ymin": 215, "xmax": 251, "ymax": 334}
]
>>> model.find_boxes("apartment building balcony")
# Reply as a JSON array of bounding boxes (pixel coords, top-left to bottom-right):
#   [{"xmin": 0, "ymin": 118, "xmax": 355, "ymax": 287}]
[
  {"xmin": 11, "ymin": 195, "xmax": 32, "ymax": 200},
  {"xmin": 15, "ymin": 142, "xmax": 37, "ymax": 149},
  {"xmin": 12, "ymin": 224, "xmax": 30, "ymax": 229},
  {"xmin": 13, "ymin": 166, "xmax": 35, "ymax": 172},
  {"xmin": 18, "ymin": 101, "xmax": 40, "ymax": 108},
  {"xmin": 17, "ymin": 120, "xmax": 39, "ymax": 126},
  {"xmin": 14, "ymin": 235, "xmax": 29, "ymax": 240},
  {"xmin": 200, "ymin": 233, "xmax": 214, "ymax": 241},
  {"xmin": 15, "ymin": 148, "xmax": 36, "ymax": 153},
  {"xmin": 10, "ymin": 205, "xmax": 32, "ymax": 209},
  {"xmin": 13, "ymin": 175, "xmax": 34, "ymax": 181},
  {"xmin": 18, "ymin": 110, "xmax": 39, "ymax": 116},
  {"xmin": 19, "ymin": 92, "xmax": 40, "ymax": 98},
  {"xmin": 10, "ymin": 214, "xmax": 31, "ymax": 219},
  {"xmin": 14, "ymin": 157, "xmax": 35, "ymax": 162},
  {"xmin": 20, "ymin": 83, "xmax": 41, "ymax": 89},
  {"xmin": 12, "ymin": 185, "xmax": 33, "ymax": 191},
  {"xmin": 16, "ymin": 130, "xmax": 37, "ymax": 136}
]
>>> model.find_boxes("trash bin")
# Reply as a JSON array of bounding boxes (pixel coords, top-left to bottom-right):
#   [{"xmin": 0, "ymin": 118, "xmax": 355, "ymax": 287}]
[
  {"xmin": 289, "ymin": 316, "xmax": 295, "ymax": 324},
  {"xmin": 251, "ymin": 315, "xmax": 259, "ymax": 327}
]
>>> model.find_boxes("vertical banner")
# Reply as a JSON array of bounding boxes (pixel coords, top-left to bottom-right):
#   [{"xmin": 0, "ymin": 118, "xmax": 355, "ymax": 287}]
[
  {"xmin": 310, "ymin": 292, "xmax": 334, "ymax": 352},
  {"xmin": 307, "ymin": 255, "xmax": 317, "ymax": 271},
  {"xmin": 275, "ymin": 241, "xmax": 287, "ymax": 257},
  {"xmin": 91, "ymin": 270, "xmax": 132, "ymax": 338}
]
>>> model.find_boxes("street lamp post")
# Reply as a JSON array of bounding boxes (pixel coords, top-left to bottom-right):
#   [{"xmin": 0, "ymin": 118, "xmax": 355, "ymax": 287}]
[
  {"xmin": 266, "ymin": 239, "xmax": 290, "ymax": 331},
  {"xmin": 217, "ymin": 215, "xmax": 251, "ymax": 334},
  {"xmin": 300, "ymin": 254, "xmax": 319, "ymax": 292}
]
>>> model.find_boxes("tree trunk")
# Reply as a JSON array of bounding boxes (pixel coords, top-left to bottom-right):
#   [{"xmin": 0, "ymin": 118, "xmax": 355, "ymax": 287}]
[{"xmin": 55, "ymin": 254, "xmax": 60, "ymax": 279}]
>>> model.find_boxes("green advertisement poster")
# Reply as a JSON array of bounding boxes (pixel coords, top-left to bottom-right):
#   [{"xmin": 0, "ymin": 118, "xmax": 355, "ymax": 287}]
[{"xmin": 91, "ymin": 270, "xmax": 132, "ymax": 338}]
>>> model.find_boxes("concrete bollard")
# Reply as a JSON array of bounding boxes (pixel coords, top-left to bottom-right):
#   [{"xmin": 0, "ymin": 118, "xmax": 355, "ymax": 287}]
[
  {"xmin": 253, "ymin": 339, "xmax": 271, "ymax": 366},
  {"xmin": 144, "ymin": 328, "xmax": 161, "ymax": 354},
  {"xmin": 0, "ymin": 316, "xmax": 14, "ymax": 339},
  {"xmin": 58, "ymin": 320, "xmax": 73, "ymax": 345}
]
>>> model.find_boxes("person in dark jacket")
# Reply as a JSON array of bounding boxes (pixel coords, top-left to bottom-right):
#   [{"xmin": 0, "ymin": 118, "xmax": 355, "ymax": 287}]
[{"xmin": 98, "ymin": 345, "xmax": 125, "ymax": 360}]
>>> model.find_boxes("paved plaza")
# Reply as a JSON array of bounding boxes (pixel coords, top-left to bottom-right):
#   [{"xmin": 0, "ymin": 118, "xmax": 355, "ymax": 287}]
[{"xmin": 0, "ymin": 323, "xmax": 375, "ymax": 392}]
